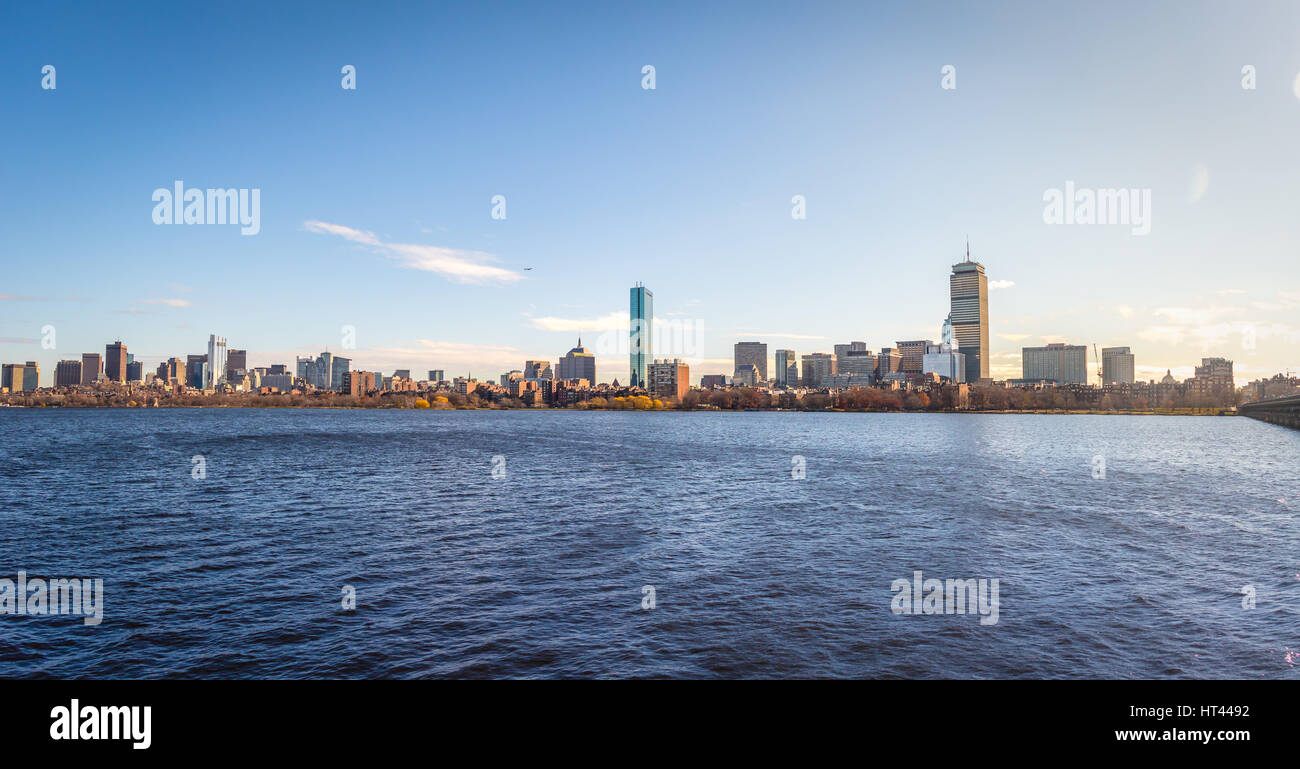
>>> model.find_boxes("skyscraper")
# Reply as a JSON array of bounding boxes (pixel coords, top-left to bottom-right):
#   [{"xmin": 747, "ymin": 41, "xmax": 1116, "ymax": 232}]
[
  {"xmin": 734, "ymin": 342, "xmax": 768, "ymax": 382},
  {"xmin": 950, "ymin": 244, "xmax": 989, "ymax": 383},
  {"xmin": 105, "ymin": 341, "xmax": 128, "ymax": 383},
  {"xmin": 81, "ymin": 353, "xmax": 102, "ymax": 385},
  {"xmin": 226, "ymin": 349, "xmax": 247, "ymax": 380},
  {"xmin": 1101, "ymin": 347, "xmax": 1136, "ymax": 385},
  {"xmin": 775, "ymin": 349, "xmax": 796, "ymax": 386},
  {"xmin": 206, "ymin": 335, "xmax": 228, "ymax": 390},
  {"xmin": 55, "ymin": 359, "xmax": 81, "ymax": 387},
  {"xmin": 557, "ymin": 338, "xmax": 596, "ymax": 383},
  {"xmin": 629, "ymin": 283, "xmax": 653, "ymax": 388}
]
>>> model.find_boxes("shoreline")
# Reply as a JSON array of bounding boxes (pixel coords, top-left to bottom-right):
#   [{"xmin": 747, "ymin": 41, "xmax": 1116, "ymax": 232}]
[{"xmin": 0, "ymin": 403, "xmax": 1238, "ymax": 416}]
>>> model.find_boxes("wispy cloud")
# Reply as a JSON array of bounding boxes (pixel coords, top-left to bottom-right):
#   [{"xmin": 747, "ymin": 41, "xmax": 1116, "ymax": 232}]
[
  {"xmin": 988, "ymin": 280, "xmax": 1015, "ymax": 290},
  {"xmin": 997, "ymin": 333, "xmax": 1031, "ymax": 342},
  {"xmin": 304, "ymin": 220, "xmax": 523, "ymax": 284},
  {"xmin": 141, "ymin": 298, "xmax": 192, "ymax": 308}
]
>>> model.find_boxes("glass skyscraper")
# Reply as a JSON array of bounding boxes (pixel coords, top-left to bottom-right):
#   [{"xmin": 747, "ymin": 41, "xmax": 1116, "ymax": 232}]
[{"xmin": 629, "ymin": 284, "xmax": 653, "ymax": 388}]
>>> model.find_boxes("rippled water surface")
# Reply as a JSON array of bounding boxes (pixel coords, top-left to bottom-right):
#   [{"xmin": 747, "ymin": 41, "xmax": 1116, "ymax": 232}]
[{"xmin": 1, "ymin": 408, "xmax": 1297, "ymax": 679}]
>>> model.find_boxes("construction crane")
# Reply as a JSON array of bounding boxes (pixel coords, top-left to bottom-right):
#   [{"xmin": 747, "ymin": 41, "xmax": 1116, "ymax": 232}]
[{"xmin": 1093, "ymin": 344, "xmax": 1103, "ymax": 386}]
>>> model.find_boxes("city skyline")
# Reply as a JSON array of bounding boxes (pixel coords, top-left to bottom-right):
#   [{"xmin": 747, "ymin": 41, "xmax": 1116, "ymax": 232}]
[{"xmin": 2, "ymin": 2, "xmax": 1299, "ymax": 385}]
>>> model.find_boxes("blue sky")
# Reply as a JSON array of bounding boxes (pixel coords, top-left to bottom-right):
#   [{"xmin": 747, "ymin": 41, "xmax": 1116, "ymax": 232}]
[{"xmin": 3, "ymin": 0, "xmax": 1299, "ymax": 385}]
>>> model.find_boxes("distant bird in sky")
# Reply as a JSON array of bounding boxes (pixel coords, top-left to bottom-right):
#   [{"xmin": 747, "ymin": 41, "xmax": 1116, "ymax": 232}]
[{"xmin": 523, "ymin": 267, "xmax": 533, "ymax": 271}]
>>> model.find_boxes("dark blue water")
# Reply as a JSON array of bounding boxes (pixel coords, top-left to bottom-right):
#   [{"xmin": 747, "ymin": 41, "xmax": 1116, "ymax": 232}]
[{"xmin": 1, "ymin": 408, "xmax": 1296, "ymax": 679}]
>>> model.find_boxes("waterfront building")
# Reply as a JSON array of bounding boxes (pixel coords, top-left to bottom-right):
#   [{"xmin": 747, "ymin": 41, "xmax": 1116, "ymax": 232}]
[
  {"xmin": 105, "ymin": 341, "xmax": 128, "ymax": 383},
  {"xmin": 1022, "ymin": 343, "xmax": 1088, "ymax": 384},
  {"xmin": 126, "ymin": 360, "xmax": 143, "ymax": 382},
  {"xmin": 206, "ymin": 335, "xmax": 228, "ymax": 389},
  {"xmin": 922, "ymin": 342, "xmax": 966, "ymax": 383},
  {"xmin": 1, "ymin": 363, "xmax": 28, "ymax": 392},
  {"xmin": 1189, "ymin": 357, "xmax": 1234, "ymax": 396},
  {"xmin": 950, "ymin": 246, "xmax": 990, "ymax": 383},
  {"xmin": 22, "ymin": 361, "xmax": 39, "ymax": 390},
  {"xmin": 81, "ymin": 353, "xmax": 103, "ymax": 385},
  {"xmin": 800, "ymin": 353, "xmax": 836, "ymax": 388},
  {"xmin": 1101, "ymin": 346, "xmax": 1136, "ymax": 385},
  {"xmin": 429, "ymin": 369, "xmax": 446, "ymax": 383},
  {"xmin": 343, "ymin": 370, "xmax": 379, "ymax": 396},
  {"xmin": 734, "ymin": 342, "xmax": 768, "ymax": 383},
  {"xmin": 700, "ymin": 374, "xmax": 729, "ymax": 389},
  {"xmin": 55, "ymin": 359, "xmax": 81, "ymax": 387},
  {"xmin": 557, "ymin": 338, "xmax": 596, "ymax": 383},
  {"xmin": 648, "ymin": 358, "xmax": 690, "ymax": 400},
  {"xmin": 629, "ymin": 283, "xmax": 653, "ymax": 388}
]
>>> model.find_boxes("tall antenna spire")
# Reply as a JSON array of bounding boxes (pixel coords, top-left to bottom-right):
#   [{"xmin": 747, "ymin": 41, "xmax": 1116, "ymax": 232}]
[{"xmin": 966, "ymin": 236, "xmax": 971, "ymax": 262}]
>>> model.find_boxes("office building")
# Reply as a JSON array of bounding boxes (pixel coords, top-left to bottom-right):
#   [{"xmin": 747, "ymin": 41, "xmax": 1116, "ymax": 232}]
[
  {"xmin": 734, "ymin": 342, "xmax": 768, "ymax": 383},
  {"xmin": 21, "ymin": 361, "xmax": 39, "ymax": 390},
  {"xmin": 126, "ymin": 360, "xmax": 143, "ymax": 382},
  {"xmin": 343, "ymin": 370, "xmax": 379, "ymax": 396},
  {"xmin": 557, "ymin": 339, "xmax": 596, "ymax": 383},
  {"xmin": 187, "ymin": 354, "xmax": 208, "ymax": 388},
  {"xmin": 700, "ymin": 374, "xmax": 729, "ymax": 389},
  {"xmin": 733, "ymin": 363, "xmax": 760, "ymax": 387},
  {"xmin": 105, "ymin": 341, "xmax": 128, "ymax": 383},
  {"xmin": 950, "ymin": 246, "xmax": 990, "ymax": 383},
  {"xmin": 524, "ymin": 360, "xmax": 553, "ymax": 380},
  {"xmin": 2, "ymin": 364, "xmax": 28, "ymax": 392},
  {"xmin": 81, "ymin": 353, "xmax": 102, "ymax": 385},
  {"xmin": 800, "ymin": 353, "xmax": 836, "ymax": 388},
  {"xmin": 1102, "ymin": 346, "xmax": 1136, "ymax": 385},
  {"xmin": 1189, "ymin": 357, "xmax": 1234, "ymax": 396},
  {"xmin": 226, "ymin": 349, "xmax": 248, "ymax": 380},
  {"xmin": 774, "ymin": 349, "xmax": 796, "ymax": 387},
  {"xmin": 648, "ymin": 358, "xmax": 690, "ymax": 400},
  {"xmin": 55, "ymin": 359, "xmax": 81, "ymax": 387},
  {"xmin": 206, "ymin": 335, "xmax": 228, "ymax": 389},
  {"xmin": 876, "ymin": 347, "xmax": 902, "ymax": 378},
  {"xmin": 895, "ymin": 340, "xmax": 930, "ymax": 374},
  {"xmin": 1022, "ymin": 343, "xmax": 1088, "ymax": 384},
  {"xmin": 429, "ymin": 369, "xmax": 446, "ymax": 383},
  {"xmin": 837, "ymin": 350, "xmax": 876, "ymax": 381},
  {"xmin": 629, "ymin": 283, "xmax": 653, "ymax": 388},
  {"xmin": 922, "ymin": 342, "xmax": 965, "ymax": 383}
]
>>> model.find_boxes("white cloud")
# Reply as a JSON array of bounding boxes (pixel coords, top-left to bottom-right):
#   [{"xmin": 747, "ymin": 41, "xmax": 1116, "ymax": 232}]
[
  {"xmin": 141, "ymin": 298, "xmax": 192, "ymax": 307},
  {"xmin": 988, "ymin": 280, "xmax": 1015, "ymax": 290},
  {"xmin": 304, "ymin": 220, "xmax": 523, "ymax": 284}
]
